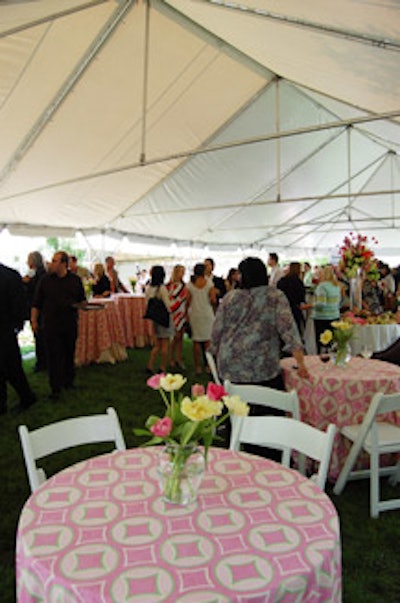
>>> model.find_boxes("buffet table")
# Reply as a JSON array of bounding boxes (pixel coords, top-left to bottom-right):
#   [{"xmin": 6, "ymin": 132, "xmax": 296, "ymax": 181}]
[
  {"xmin": 16, "ymin": 447, "xmax": 341, "ymax": 603},
  {"xmin": 350, "ymin": 323, "xmax": 400, "ymax": 356},
  {"xmin": 281, "ymin": 356, "xmax": 400, "ymax": 479}
]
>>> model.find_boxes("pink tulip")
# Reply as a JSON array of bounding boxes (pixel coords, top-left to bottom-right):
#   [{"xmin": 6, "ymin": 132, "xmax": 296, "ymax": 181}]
[
  {"xmin": 147, "ymin": 374, "xmax": 164, "ymax": 389},
  {"xmin": 206, "ymin": 382, "xmax": 227, "ymax": 401},
  {"xmin": 150, "ymin": 417, "xmax": 172, "ymax": 437},
  {"xmin": 191, "ymin": 383, "xmax": 205, "ymax": 397}
]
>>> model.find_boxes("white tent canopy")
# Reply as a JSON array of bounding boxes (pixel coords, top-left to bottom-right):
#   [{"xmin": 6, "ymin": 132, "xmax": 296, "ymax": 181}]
[{"xmin": 1, "ymin": 0, "xmax": 400, "ymax": 258}]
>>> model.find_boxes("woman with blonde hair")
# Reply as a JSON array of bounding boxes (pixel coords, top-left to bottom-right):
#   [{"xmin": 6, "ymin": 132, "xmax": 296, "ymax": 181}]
[
  {"xmin": 311, "ymin": 265, "xmax": 341, "ymax": 353},
  {"xmin": 167, "ymin": 264, "xmax": 188, "ymax": 370}
]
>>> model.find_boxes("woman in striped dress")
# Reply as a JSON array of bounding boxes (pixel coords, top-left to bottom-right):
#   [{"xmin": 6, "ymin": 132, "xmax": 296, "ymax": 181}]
[{"xmin": 167, "ymin": 264, "xmax": 188, "ymax": 370}]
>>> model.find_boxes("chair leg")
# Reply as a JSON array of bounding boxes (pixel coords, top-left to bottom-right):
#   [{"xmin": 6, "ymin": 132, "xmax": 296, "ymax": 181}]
[
  {"xmin": 388, "ymin": 461, "xmax": 400, "ymax": 487},
  {"xmin": 370, "ymin": 447, "xmax": 380, "ymax": 518},
  {"xmin": 333, "ymin": 437, "xmax": 365, "ymax": 495}
]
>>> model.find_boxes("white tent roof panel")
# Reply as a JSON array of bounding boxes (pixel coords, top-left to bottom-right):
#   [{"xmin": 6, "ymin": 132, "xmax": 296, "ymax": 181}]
[{"xmin": 0, "ymin": 0, "xmax": 399, "ymax": 256}]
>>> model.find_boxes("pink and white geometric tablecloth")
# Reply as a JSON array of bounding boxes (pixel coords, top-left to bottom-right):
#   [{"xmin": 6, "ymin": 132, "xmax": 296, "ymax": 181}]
[
  {"xmin": 281, "ymin": 356, "xmax": 400, "ymax": 480},
  {"xmin": 16, "ymin": 447, "xmax": 341, "ymax": 603}
]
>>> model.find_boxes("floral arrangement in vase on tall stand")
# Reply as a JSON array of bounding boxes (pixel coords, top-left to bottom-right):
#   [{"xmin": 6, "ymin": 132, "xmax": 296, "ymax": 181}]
[{"xmin": 338, "ymin": 232, "xmax": 378, "ymax": 312}]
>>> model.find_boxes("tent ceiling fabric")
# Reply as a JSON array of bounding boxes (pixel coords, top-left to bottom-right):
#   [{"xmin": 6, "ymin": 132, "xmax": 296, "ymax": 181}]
[{"xmin": 1, "ymin": 0, "xmax": 400, "ymax": 256}]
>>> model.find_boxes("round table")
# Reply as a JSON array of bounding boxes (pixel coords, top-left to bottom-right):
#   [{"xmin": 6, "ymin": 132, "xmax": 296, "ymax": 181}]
[
  {"xmin": 281, "ymin": 356, "xmax": 400, "ymax": 479},
  {"xmin": 75, "ymin": 302, "xmax": 127, "ymax": 366},
  {"xmin": 16, "ymin": 448, "xmax": 341, "ymax": 603}
]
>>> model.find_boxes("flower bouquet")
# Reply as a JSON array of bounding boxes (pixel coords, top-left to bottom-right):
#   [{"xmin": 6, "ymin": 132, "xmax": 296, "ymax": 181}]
[
  {"xmin": 320, "ymin": 320, "xmax": 355, "ymax": 366},
  {"xmin": 338, "ymin": 232, "xmax": 377, "ymax": 279},
  {"xmin": 129, "ymin": 277, "xmax": 137, "ymax": 293},
  {"xmin": 134, "ymin": 373, "xmax": 249, "ymax": 504}
]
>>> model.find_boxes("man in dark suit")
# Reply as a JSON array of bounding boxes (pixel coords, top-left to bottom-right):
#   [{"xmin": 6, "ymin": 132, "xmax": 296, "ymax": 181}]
[
  {"xmin": 0, "ymin": 263, "xmax": 37, "ymax": 414},
  {"xmin": 31, "ymin": 251, "xmax": 86, "ymax": 400}
]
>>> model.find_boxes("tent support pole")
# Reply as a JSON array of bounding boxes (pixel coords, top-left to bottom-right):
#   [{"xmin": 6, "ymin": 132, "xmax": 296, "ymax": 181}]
[
  {"xmin": 140, "ymin": 0, "xmax": 151, "ymax": 165},
  {"xmin": 275, "ymin": 77, "xmax": 281, "ymax": 202}
]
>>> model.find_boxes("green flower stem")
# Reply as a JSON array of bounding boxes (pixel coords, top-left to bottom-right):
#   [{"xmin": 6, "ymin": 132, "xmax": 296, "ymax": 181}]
[
  {"xmin": 164, "ymin": 444, "xmax": 198, "ymax": 503},
  {"xmin": 159, "ymin": 388, "xmax": 170, "ymax": 410}
]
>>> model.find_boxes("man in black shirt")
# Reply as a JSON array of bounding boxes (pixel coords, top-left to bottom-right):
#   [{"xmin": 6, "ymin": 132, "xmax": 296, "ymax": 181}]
[
  {"xmin": 32, "ymin": 251, "xmax": 86, "ymax": 399},
  {"xmin": 0, "ymin": 263, "xmax": 36, "ymax": 414}
]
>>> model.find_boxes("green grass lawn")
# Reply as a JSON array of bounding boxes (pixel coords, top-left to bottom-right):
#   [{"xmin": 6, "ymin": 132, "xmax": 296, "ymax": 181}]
[{"xmin": 1, "ymin": 340, "xmax": 400, "ymax": 602}]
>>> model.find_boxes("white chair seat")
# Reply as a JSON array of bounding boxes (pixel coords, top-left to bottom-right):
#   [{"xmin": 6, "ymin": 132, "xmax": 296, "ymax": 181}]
[{"xmin": 342, "ymin": 422, "xmax": 400, "ymax": 453}]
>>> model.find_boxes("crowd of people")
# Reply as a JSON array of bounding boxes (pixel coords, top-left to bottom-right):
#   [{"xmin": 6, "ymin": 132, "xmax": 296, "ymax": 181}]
[
  {"xmin": 1, "ymin": 251, "xmax": 129, "ymax": 412},
  {"xmin": 2, "ymin": 248, "xmax": 400, "ymax": 415}
]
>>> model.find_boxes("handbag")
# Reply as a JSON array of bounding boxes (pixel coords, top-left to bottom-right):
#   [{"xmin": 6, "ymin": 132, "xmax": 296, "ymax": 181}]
[{"xmin": 143, "ymin": 293, "xmax": 170, "ymax": 327}]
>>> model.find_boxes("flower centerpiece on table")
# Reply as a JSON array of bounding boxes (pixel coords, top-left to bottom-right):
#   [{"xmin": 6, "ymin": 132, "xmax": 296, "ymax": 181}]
[
  {"xmin": 338, "ymin": 232, "xmax": 378, "ymax": 279},
  {"xmin": 129, "ymin": 277, "xmax": 137, "ymax": 293},
  {"xmin": 82, "ymin": 277, "xmax": 95, "ymax": 299},
  {"xmin": 134, "ymin": 373, "xmax": 249, "ymax": 504},
  {"xmin": 320, "ymin": 320, "xmax": 355, "ymax": 366}
]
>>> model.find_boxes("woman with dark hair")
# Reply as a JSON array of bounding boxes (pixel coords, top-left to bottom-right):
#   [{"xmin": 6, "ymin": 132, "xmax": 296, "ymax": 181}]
[
  {"xmin": 187, "ymin": 263, "xmax": 217, "ymax": 374},
  {"xmin": 145, "ymin": 265, "xmax": 172, "ymax": 374},
  {"xmin": 210, "ymin": 257, "xmax": 308, "ymax": 387},
  {"xmin": 277, "ymin": 262, "xmax": 307, "ymax": 337}
]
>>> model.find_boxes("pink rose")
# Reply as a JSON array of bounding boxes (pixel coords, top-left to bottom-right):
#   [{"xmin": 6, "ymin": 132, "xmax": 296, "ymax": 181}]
[
  {"xmin": 150, "ymin": 417, "xmax": 172, "ymax": 438},
  {"xmin": 191, "ymin": 383, "xmax": 205, "ymax": 397},
  {"xmin": 206, "ymin": 382, "xmax": 227, "ymax": 401},
  {"xmin": 147, "ymin": 374, "xmax": 164, "ymax": 389}
]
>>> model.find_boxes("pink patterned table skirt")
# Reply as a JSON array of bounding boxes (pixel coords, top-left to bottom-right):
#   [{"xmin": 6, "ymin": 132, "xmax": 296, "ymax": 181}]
[
  {"xmin": 75, "ymin": 303, "xmax": 127, "ymax": 366},
  {"xmin": 112, "ymin": 294, "xmax": 154, "ymax": 348},
  {"xmin": 281, "ymin": 356, "xmax": 400, "ymax": 479},
  {"xmin": 16, "ymin": 448, "xmax": 341, "ymax": 603}
]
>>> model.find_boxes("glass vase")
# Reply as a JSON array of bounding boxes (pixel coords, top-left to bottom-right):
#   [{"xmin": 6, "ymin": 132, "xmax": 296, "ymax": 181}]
[
  {"xmin": 157, "ymin": 443, "xmax": 205, "ymax": 505},
  {"xmin": 333, "ymin": 342, "xmax": 351, "ymax": 367},
  {"xmin": 349, "ymin": 273, "xmax": 362, "ymax": 311}
]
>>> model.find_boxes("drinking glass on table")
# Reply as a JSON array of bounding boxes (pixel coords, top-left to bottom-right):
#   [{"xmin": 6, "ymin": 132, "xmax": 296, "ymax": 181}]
[
  {"xmin": 319, "ymin": 346, "xmax": 331, "ymax": 367},
  {"xmin": 361, "ymin": 345, "xmax": 373, "ymax": 359}
]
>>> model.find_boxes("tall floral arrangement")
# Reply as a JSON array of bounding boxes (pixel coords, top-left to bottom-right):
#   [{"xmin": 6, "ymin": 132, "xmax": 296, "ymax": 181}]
[{"xmin": 338, "ymin": 232, "xmax": 378, "ymax": 279}]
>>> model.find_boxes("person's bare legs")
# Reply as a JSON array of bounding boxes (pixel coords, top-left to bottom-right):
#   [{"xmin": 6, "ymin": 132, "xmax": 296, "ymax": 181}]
[
  {"xmin": 147, "ymin": 339, "xmax": 161, "ymax": 372},
  {"xmin": 159, "ymin": 338, "xmax": 170, "ymax": 373},
  {"xmin": 193, "ymin": 341, "xmax": 202, "ymax": 374},
  {"xmin": 174, "ymin": 330, "xmax": 184, "ymax": 368}
]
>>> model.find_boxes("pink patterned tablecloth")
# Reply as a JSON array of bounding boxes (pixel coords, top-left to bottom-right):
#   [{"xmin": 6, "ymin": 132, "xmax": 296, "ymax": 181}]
[
  {"xmin": 112, "ymin": 294, "xmax": 154, "ymax": 348},
  {"xmin": 16, "ymin": 448, "xmax": 341, "ymax": 603},
  {"xmin": 74, "ymin": 303, "xmax": 127, "ymax": 366},
  {"xmin": 281, "ymin": 356, "xmax": 400, "ymax": 479}
]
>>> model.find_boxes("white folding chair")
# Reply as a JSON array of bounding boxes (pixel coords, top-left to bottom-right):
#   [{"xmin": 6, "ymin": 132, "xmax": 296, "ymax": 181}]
[
  {"xmin": 19, "ymin": 407, "xmax": 126, "ymax": 492},
  {"xmin": 333, "ymin": 392, "xmax": 400, "ymax": 518},
  {"xmin": 230, "ymin": 415, "xmax": 336, "ymax": 490},
  {"xmin": 224, "ymin": 379, "xmax": 304, "ymax": 471},
  {"xmin": 205, "ymin": 351, "xmax": 221, "ymax": 385}
]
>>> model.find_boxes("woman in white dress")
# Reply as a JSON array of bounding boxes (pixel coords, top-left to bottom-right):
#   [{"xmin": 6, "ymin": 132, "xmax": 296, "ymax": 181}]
[{"xmin": 187, "ymin": 263, "xmax": 217, "ymax": 374}]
